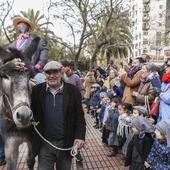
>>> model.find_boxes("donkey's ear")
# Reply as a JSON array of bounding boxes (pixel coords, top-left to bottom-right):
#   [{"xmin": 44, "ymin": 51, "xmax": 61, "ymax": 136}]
[{"xmin": 0, "ymin": 47, "xmax": 22, "ymax": 64}]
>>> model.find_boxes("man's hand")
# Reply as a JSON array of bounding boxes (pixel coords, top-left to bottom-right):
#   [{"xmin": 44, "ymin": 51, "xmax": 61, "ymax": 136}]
[
  {"xmin": 132, "ymin": 91, "xmax": 138, "ymax": 97},
  {"xmin": 74, "ymin": 139, "xmax": 85, "ymax": 149},
  {"xmin": 144, "ymin": 161, "xmax": 150, "ymax": 168}
]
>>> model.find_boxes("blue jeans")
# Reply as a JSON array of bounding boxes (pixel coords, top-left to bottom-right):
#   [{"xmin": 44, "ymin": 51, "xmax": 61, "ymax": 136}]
[{"xmin": 0, "ymin": 118, "xmax": 4, "ymax": 159}]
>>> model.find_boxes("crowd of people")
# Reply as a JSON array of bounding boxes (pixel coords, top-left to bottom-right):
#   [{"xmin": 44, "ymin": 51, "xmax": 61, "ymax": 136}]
[
  {"xmin": 83, "ymin": 57, "xmax": 170, "ymax": 170},
  {"xmin": 0, "ymin": 15, "xmax": 170, "ymax": 170}
]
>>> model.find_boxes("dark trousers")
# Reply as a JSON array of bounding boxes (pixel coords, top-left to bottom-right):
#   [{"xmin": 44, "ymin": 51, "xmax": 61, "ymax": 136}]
[
  {"xmin": 38, "ymin": 140, "xmax": 72, "ymax": 170},
  {"xmin": 102, "ymin": 126, "xmax": 110, "ymax": 145}
]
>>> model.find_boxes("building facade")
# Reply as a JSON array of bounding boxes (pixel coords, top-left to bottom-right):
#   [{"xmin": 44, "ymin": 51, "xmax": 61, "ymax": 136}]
[{"xmin": 129, "ymin": 0, "xmax": 170, "ymax": 61}]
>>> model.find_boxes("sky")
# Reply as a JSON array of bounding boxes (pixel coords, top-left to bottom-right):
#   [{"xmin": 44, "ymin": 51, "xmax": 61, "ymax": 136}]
[{"xmin": 9, "ymin": 0, "xmax": 70, "ymax": 42}]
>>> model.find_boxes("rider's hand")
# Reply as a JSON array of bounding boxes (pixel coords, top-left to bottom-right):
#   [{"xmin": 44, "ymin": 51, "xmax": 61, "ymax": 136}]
[
  {"xmin": 34, "ymin": 64, "xmax": 43, "ymax": 72},
  {"xmin": 144, "ymin": 161, "xmax": 150, "ymax": 168},
  {"xmin": 13, "ymin": 58, "xmax": 26, "ymax": 71}
]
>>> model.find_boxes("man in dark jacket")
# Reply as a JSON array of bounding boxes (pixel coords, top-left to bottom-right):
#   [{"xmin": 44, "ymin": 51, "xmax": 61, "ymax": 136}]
[{"xmin": 31, "ymin": 61, "xmax": 86, "ymax": 170}]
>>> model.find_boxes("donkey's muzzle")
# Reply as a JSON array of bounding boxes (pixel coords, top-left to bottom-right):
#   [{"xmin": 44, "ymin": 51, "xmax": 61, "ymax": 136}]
[{"xmin": 14, "ymin": 106, "xmax": 33, "ymax": 127}]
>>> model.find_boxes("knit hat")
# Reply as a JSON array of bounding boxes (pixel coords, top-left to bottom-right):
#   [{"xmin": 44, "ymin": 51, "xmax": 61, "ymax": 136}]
[
  {"xmin": 133, "ymin": 106, "xmax": 148, "ymax": 116},
  {"xmin": 156, "ymin": 120, "xmax": 170, "ymax": 148},
  {"xmin": 131, "ymin": 116, "xmax": 155, "ymax": 138}
]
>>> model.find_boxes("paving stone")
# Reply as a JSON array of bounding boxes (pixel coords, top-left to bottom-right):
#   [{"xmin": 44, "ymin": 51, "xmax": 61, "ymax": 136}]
[{"xmin": 0, "ymin": 112, "xmax": 129, "ymax": 170}]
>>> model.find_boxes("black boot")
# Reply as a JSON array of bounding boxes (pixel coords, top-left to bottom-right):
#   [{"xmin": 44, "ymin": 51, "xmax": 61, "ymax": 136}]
[
  {"xmin": 0, "ymin": 156, "xmax": 6, "ymax": 166},
  {"xmin": 75, "ymin": 151, "xmax": 83, "ymax": 162},
  {"xmin": 106, "ymin": 146, "xmax": 118, "ymax": 157}
]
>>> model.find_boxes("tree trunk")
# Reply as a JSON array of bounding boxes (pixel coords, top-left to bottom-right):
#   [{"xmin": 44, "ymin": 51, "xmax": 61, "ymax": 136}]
[{"xmin": 74, "ymin": 57, "xmax": 78, "ymax": 70}]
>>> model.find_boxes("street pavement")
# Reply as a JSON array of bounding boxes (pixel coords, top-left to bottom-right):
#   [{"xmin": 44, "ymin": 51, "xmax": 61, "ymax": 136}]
[{"xmin": 0, "ymin": 113, "xmax": 128, "ymax": 170}]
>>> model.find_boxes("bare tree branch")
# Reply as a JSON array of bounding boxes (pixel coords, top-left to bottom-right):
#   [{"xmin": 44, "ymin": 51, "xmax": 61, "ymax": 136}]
[{"xmin": 0, "ymin": 0, "xmax": 14, "ymax": 43}]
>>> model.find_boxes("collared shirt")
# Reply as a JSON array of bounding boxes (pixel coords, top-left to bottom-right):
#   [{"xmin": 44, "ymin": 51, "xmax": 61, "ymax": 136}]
[
  {"xmin": 44, "ymin": 82, "xmax": 65, "ymax": 141},
  {"xmin": 46, "ymin": 82, "xmax": 64, "ymax": 96}
]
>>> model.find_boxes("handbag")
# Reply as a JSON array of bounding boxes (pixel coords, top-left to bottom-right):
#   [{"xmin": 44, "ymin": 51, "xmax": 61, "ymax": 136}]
[
  {"xmin": 145, "ymin": 96, "xmax": 150, "ymax": 115},
  {"xmin": 149, "ymin": 97, "xmax": 160, "ymax": 117}
]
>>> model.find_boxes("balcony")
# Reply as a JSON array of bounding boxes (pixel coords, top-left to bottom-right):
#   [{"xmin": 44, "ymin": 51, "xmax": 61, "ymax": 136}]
[
  {"xmin": 143, "ymin": 0, "xmax": 150, "ymax": 4},
  {"xmin": 143, "ymin": 14, "xmax": 150, "ymax": 21},
  {"xmin": 143, "ymin": 5, "xmax": 150, "ymax": 13}
]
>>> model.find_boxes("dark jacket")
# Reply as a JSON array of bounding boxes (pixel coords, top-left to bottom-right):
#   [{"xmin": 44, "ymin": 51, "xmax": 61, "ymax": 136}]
[
  {"xmin": 9, "ymin": 36, "xmax": 48, "ymax": 74},
  {"xmin": 31, "ymin": 82, "xmax": 86, "ymax": 155},
  {"xmin": 125, "ymin": 133, "xmax": 154, "ymax": 170}
]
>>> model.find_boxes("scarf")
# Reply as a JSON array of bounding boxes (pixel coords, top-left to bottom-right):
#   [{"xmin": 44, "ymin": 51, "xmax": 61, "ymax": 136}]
[
  {"xmin": 162, "ymin": 72, "xmax": 170, "ymax": 83},
  {"xmin": 16, "ymin": 33, "xmax": 29, "ymax": 50},
  {"xmin": 128, "ymin": 66, "xmax": 141, "ymax": 79}
]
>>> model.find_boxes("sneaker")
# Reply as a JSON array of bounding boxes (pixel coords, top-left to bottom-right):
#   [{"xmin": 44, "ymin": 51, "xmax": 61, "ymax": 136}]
[
  {"xmin": 0, "ymin": 157, "xmax": 6, "ymax": 166},
  {"xmin": 75, "ymin": 152, "xmax": 83, "ymax": 162}
]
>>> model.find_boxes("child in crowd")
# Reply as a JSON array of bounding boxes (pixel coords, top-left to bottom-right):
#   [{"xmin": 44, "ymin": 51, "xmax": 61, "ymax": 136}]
[
  {"xmin": 132, "ymin": 106, "xmax": 148, "ymax": 117},
  {"xmin": 101, "ymin": 95, "xmax": 112, "ymax": 145},
  {"xmin": 117, "ymin": 103, "xmax": 131, "ymax": 147},
  {"xmin": 105, "ymin": 98, "xmax": 120, "ymax": 157},
  {"xmin": 122, "ymin": 105, "xmax": 149, "ymax": 160},
  {"xmin": 89, "ymin": 83, "xmax": 101, "ymax": 117},
  {"xmin": 145, "ymin": 120, "xmax": 170, "ymax": 170},
  {"xmin": 97, "ymin": 92, "xmax": 106, "ymax": 124},
  {"xmin": 125, "ymin": 116, "xmax": 155, "ymax": 170},
  {"xmin": 97, "ymin": 92, "xmax": 107, "ymax": 129}
]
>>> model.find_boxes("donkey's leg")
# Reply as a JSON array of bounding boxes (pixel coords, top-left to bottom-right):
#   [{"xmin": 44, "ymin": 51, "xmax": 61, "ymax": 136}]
[
  {"xmin": 5, "ymin": 137, "xmax": 20, "ymax": 170},
  {"xmin": 26, "ymin": 141, "xmax": 35, "ymax": 170}
]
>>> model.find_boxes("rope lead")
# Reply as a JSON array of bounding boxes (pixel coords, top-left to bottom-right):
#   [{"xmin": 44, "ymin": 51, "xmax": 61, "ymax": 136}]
[{"xmin": 32, "ymin": 121, "xmax": 78, "ymax": 157}]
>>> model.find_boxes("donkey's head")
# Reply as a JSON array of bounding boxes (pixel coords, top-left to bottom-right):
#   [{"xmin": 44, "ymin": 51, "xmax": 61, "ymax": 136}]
[{"xmin": 1, "ymin": 64, "xmax": 32, "ymax": 128}]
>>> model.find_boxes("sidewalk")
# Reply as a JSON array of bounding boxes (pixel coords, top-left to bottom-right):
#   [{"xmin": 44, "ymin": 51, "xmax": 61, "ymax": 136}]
[{"xmin": 1, "ymin": 113, "xmax": 128, "ymax": 170}]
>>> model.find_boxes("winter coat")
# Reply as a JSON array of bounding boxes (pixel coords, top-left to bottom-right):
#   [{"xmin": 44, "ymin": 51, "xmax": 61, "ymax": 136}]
[
  {"xmin": 9, "ymin": 37, "xmax": 48, "ymax": 75},
  {"xmin": 147, "ymin": 139, "xmax": 170, "ymax": 170},
  {"xmin": 90, "ymin": 90, "xmax": 101, "ymax": 109},
  {"xmin": 121, "ymin": 70, "xmax": 144, "ymax": 105},
  {"xmin": 135, "ymin": 82, "xmax": 156, "ymax": 105},
  {"xmin": 106, "ymin": 109, "xmax": 119, "ymax": 146},
  {"xmin": 105, "ymin": 109, "xmax": 119, "ymax": 131},
  {"xmin": 158, "ymin": 82, "xmax": 170, "ymax": 122},
  {"xmin": 83, "ymin": 75, "xmax": 96, "ymax": 99},
  {"xmin": 125, "ymin": 133, "xmax": 154, "ymax": 170},
  {"xmin": 102, "ymin": 104, "xmax": 111, "ymax": 125},
  {"xmin": 117, "ymin": 114, "xmax": 131, "ymax": 146},
  {"xmin": 30, "ymin": 82, "xmax": 86, "ymax": 157},
  {"xmin": 99, "ymin": 103, "xmax": 106, "ymax": 123}
]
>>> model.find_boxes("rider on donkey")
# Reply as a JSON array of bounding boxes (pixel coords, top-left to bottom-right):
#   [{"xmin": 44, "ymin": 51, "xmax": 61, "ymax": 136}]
[{"xmin": 9, "ymin": 16, "xmax": 49, "ymax": 81}]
